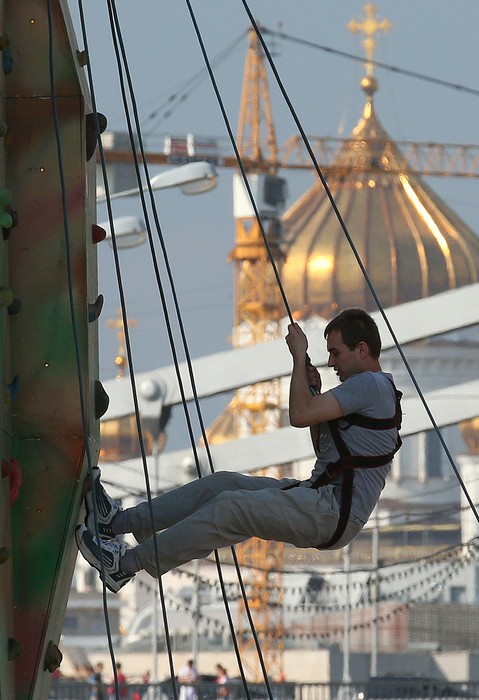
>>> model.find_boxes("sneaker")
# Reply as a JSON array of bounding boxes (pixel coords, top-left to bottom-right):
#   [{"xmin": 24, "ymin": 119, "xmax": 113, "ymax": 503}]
[
  {"xmin": 84, "ymin": 467, "xmax": 120, "ymax": 539},
  {"xmin": 75, "ymin": 525, "xmax": 135, "ymax": 593}
]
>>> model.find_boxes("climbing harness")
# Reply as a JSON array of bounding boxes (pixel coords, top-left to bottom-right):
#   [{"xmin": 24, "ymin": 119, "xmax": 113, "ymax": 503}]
[{"xmin": 312, "ymin": 377, "xmax": 403, "ymax": 549}]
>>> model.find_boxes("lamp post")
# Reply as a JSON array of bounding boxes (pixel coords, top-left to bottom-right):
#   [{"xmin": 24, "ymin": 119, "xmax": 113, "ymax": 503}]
[
  {"xmin": 97, "ymin": 162, "xmax": 217, "ymax": 249},
  {"xmin": 97, "ymin": 161, "xmax": 218, "ymax": 202}
]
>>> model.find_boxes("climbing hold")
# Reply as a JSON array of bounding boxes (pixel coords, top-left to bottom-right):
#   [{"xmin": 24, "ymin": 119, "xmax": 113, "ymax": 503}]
[
  {"xmin": 0, "ymin": 547, "xmax": 9, "ymax": 564},
  {"xmin": 0, "ymin": 286, "xmax": 14, "ymax": 308},
  {"xmin": 44, "ymin": 641, "xmax": 63, "ymax": 673},
  {"xmin": 8, "ymin": 638, "xmax": 22, "ymax": 661},
  {"xmin": 92, "ymin": 224, "xmax": 107, "ymax": 244},
  {"xmin": 94, "ymin": 379, "xmax": 110, "ymax": 419},
  {"xmin": 0, "ymin": 188, "xmax": 13, "ymax": 230},
  {"xmin": 0, "ymin": 34, "xmax": 13, "ymax": 75},
  {"xmin": 88, "ymin": 293, "xmax": 104, "ymax": 322},
  {"xmin": 6, "ymin": 375, "xmax": 20, "ymax": 402},
  {"xmin": 1, "ymin": 457, "xmax": 23, "ymax": 506},
  {"xmin": 5, "ymin": 204, "xmax": 17, "ymax": 228},
  {"xmin": 85, "ymin": 112, "xmax": 107, "ymax": 161},
  {"xmin": 2, "ymin": 203, "xmax": 18, "ymax": 240},
  {"xmin": 7, "ymin": 298, "xmax": 21, "ymax": 316},
  {"xmin": 76, "ymin": 49, "xmax": 88, "ymax": 67}
]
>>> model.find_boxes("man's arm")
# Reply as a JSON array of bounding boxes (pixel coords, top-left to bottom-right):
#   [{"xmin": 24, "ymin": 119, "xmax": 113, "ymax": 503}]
[
  {"xmin": 289, "ymin": 360, "xmax": 342, "ymax": 427},
  {"xmin": 286, "ymin": 323, "xmax": 343, "ymax": 428}
]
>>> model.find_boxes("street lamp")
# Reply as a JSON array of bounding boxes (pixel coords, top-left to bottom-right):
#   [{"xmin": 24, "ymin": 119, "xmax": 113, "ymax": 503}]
[
  {"xmin": 97, "ymin": 161, "xmax": 218, "ymax": 248},
  {"xmin": 99, "ymin": 215, "xmax": 148, "ymax": 249},
  {"xmin": 150, "ymin": 161, "xmax": 218, "ymax": 195},
  {"xmin": 97, "ymin": 160, "xmax": 218, "ymax": 202}
]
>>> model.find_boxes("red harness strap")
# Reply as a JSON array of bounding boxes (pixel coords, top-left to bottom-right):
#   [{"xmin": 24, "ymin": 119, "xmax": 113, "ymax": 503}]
[{"xmin": 314, "ymin": 380, "xmax": 402, "ymax": 550}]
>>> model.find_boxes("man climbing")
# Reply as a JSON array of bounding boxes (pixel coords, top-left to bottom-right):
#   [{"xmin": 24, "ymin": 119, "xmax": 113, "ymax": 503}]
[{"xmin": 76, "ymin": 308, "xmax": 402, "ymax": 592}]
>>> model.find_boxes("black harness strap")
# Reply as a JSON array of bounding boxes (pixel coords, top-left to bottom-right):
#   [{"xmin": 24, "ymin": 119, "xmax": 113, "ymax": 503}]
[{"xmin": 314, "ymin": 380, "xmax": 402, "ymax": 550}]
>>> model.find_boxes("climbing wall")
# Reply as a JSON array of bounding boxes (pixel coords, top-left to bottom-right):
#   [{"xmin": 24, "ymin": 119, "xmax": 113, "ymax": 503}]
[
  {"xmin": 0, "ymin": 1, "xmax": 103, "ymax": 698},
  {"xmin": 0, "ymin": 2, "xmax": 14, "ymax": 696}
]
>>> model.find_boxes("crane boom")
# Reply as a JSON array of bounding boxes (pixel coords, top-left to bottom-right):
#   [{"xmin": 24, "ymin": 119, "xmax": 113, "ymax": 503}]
[{"xmin": 101, "ymin": 137, "xmax": 479, "ymax": 178}]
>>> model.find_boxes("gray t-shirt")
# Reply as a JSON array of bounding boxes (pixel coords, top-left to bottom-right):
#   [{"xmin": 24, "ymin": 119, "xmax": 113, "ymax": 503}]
[{"xmin": 310, "ymin": 371, "xmax": 399, "ymax": 524}]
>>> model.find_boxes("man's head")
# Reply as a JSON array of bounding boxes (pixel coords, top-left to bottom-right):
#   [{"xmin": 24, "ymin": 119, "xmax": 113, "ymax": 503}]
[{"xmin": 324, "ymin": 308, "xmax": 381, "ymax": 381}]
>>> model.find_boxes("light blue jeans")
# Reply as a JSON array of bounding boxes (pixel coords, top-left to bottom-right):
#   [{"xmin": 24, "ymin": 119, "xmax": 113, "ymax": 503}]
[{"xmin": 127, "ymin": 471, "xmax": 363, "ymax": 578}]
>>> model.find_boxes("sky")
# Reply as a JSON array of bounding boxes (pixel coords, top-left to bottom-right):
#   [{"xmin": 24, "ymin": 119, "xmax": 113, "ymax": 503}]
[{"xmin": 66, "ymin": 1, "xmax": 479, "ymax": 448}]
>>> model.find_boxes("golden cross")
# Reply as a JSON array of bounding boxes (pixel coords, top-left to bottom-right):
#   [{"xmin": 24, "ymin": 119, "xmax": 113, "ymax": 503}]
[
  {"xmin": 106, "ymin": 307, "xmax": 137, "ymax": 379},
  {"xmin": 348, "ymin": 3, "xmax": 392, "ymax": 77}
]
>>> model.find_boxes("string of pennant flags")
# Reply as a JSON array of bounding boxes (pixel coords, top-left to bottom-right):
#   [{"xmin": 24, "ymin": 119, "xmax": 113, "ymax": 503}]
[
  {"xmin": 166, "ymin": 538, "xmax": 479, "ymax": 601},
  {"xmin": 128, "ymin": 538, "xmax": 478, "ymax": 643}
]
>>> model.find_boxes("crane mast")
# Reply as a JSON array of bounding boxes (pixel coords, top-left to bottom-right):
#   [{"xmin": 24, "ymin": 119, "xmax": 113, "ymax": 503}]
[{"xmin": 235, "ymin": 27, "xmax": 278, "ymax": 170}]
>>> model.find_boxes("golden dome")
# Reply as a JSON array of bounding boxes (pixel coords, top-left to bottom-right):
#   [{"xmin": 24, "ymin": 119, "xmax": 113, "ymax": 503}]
[{"xmin": 280, "ymin": 97, "xmax": 479, "ymax": 319}]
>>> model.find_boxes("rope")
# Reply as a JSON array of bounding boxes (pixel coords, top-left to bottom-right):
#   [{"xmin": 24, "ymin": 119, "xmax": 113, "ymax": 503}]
[
  {"xmin": 86, "ymin": 1, "xmax": 262, "ymax": 696},
  {"xmin": 185, "ymin": 0, "xmax": 294, "ymax": 326},
  {"xmin": 78, "ymin": 0, "xmax": 204, "ymax": 694},
  {"xmin": 183, "ymin": 4, "xmax": 298, "ymax": 697},
  {"xmin": 240, "ymin": 2, "xmax": 479, "ymax": 527},
  {"xmin": 97, "ymin": 0, "xmax": 198, "ymax": 694}
]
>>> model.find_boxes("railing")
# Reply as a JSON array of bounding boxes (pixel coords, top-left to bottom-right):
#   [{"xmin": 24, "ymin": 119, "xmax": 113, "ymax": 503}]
[{"xmin": 47, "ymin": 680, "xmax": 479, "ymax": 700}]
